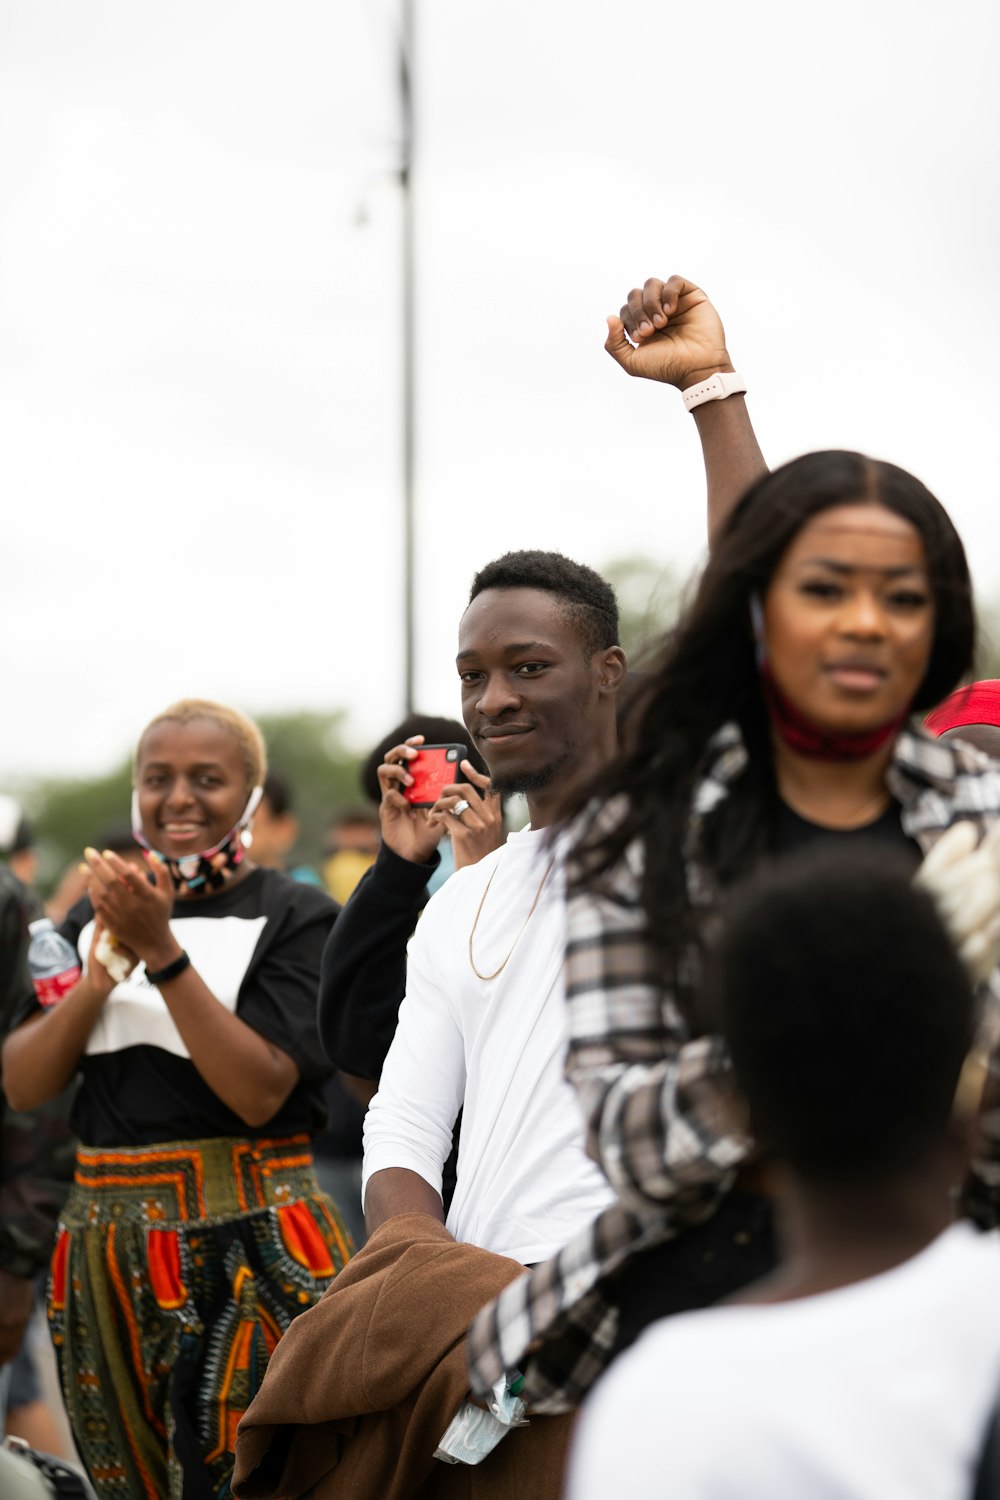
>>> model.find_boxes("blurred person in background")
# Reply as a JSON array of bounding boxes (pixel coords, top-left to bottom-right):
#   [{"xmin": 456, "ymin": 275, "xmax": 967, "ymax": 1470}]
[
  {"xmin": 0, "ymin": 796, "xmax": 76, "ymax": 1453},
  {"xmin": 569, "ymin": 845, "xmax": 1000, "ymax": 1499},
  {"xmin": 321, "ymin": 805, "xmax": 380, "ymax": 905},
  {"xmin": 1, "ymin": 700, "xmax": 351, "ymax": 1500},
  {"xmin": 0, "ymin": 795, "xmax": 42, "ymax": 1422},
  {"xmin": 251, "ymin": 771, "xmax": 324, "ymax": 887}
]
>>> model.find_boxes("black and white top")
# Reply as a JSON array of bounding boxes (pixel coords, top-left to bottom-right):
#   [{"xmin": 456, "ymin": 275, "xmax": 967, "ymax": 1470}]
[{"xmin": 15, "ymin": 868, "xmax": 338, "ymax": 1147}]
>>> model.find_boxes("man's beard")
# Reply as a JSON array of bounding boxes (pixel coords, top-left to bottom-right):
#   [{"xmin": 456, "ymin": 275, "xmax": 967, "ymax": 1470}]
[{"xmin": 488, "ymin": 745, "xmax": 574, "ymax": 798}]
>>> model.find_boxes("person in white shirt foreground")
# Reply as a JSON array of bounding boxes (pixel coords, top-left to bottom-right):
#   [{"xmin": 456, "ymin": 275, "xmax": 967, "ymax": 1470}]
[{"xmin": 568, "ymin": 842, "xmax": 1000, "ymax": 1500}]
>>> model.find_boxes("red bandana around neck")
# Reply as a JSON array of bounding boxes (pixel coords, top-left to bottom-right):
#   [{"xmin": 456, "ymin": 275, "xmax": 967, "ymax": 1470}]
[{"xmin": 761, "ymin": 663, "xmax": 909, "ymax": 762}]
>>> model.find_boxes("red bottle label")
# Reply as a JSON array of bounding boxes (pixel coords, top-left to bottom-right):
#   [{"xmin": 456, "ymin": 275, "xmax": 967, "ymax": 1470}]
[{"xmin": 33, "ymin": 967, "xmax": 82, "ymax": 1008}]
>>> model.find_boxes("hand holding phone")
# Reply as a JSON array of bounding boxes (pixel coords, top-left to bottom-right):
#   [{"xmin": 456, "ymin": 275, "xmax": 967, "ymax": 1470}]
[
  {"xmin": 426, "ymin": 760, "xmax": 505, "ymax": 871},
  {"xmin": 377, "ymin": 736, "xmax": 461, "ymax": 866},
  {"xmin": 401, "ymin": 744, "xmax": 468, "ymax": 808}
]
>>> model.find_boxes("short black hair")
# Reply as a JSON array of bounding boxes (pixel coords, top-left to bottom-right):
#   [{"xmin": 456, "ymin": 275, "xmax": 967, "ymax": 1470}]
[
  {"xmin": 262, "ymin": 771, "xmax": 293, "ymax": 818},
  {"xmin": 468, "ymin": 550, "xmax": 620, "ymax": 657},
  {"xmin": 703, "ymin": 844, "xmax": 975, "ymax": 1182},
  {"xmin": 94, "ymin": 822, "xmax": 142, "ymax": 856},
  {"xmin": 360, "ymin": 714, "xmax": 488, "ymax": 804}
]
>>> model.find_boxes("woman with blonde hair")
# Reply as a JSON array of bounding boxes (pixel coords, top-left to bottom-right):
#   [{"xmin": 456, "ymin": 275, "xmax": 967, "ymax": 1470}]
[{"xmin": 3, "ymin": 698, "xmax": 351, "ymax": 1500}]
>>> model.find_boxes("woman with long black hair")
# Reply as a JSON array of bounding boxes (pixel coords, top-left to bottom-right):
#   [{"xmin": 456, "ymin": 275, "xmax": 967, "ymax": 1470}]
[{"xmin": 467, "ymin": 276, "xmax": 1000, "ymax": 1415}]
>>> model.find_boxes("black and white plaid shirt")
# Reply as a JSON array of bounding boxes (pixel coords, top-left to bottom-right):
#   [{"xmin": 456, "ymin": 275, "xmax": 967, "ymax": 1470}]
[{"xmin": 467, "ymin": 722, "xmax": 1000, "ymax": 1413}]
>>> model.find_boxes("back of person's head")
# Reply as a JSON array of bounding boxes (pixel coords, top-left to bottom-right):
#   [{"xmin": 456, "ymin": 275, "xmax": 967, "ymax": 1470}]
[
  {"xmin": 360, "ymin": 714, "xmax": 487, "ymax": 803},
  {"xmin": 704, "ymin": 844, "xmax": 976, "ymax": 1183},
  {"xmin": 468, "ymin": 549, "xmax": 621, "ymax": 657}
]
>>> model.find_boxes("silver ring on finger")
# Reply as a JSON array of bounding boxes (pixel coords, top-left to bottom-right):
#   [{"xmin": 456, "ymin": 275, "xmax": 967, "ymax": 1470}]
[{"xmin": 451, "ymin": 798, "xmax": 471, "ymax": 819}]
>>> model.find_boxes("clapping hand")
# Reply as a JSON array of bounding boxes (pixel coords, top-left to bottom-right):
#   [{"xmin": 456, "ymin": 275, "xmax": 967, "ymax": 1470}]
[{"xmin": 84, "ymin": 846, "xmax": 174, "ymax": 965}]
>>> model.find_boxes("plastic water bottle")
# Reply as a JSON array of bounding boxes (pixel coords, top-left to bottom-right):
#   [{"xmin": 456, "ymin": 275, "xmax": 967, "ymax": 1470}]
[{"xmin": 27, "ymin": 918, "xmax": 82, "ymax": 1008}]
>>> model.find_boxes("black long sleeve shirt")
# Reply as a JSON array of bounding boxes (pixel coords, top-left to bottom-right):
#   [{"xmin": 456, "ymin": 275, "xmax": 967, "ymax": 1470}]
[{"xmin": 317, "ymin": 842, "xmax": 439, "ymax": 1079}]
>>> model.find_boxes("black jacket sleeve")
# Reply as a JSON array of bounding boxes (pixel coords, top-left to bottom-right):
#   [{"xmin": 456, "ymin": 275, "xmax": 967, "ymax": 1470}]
[
  {"xmin": 317, "ymin": 842, "xmax": 439, "ymax": 1081},
  {"xmin": 0, "ymin": 870, "xmax": 76, "ymax": 1278}
]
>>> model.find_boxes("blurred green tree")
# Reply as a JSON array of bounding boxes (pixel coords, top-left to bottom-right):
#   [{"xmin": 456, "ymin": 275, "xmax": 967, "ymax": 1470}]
[
  {"xmin": 255, "ymin": 710, "xmax": 364, "ymax": 865},
  {"xmin": 977, "ymin": 601, "xmax": 1000, "ymax": 680},
  {"xmin": 28, "ymin": 763, "xmax": 134, "ymax": 895},
  {"xmin": 602, "ymin": 554, "xmax": 689, "ymax": 664}
]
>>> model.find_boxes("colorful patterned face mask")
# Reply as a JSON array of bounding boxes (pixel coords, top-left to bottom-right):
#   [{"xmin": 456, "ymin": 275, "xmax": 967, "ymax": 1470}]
[{"xmin": 130, "ymin": 786, "xmax": 263, "ymax": 893}]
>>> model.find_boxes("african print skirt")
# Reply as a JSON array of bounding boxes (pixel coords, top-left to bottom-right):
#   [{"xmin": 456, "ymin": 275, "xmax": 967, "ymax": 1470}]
[{"xmin": 48, "ymin": 1134, "xmax": 352, "ymax": 1500}]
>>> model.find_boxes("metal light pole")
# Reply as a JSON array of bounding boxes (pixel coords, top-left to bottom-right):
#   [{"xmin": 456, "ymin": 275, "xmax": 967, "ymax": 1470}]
[{"xmin": 400, "ymin": 0, "xmax": 416, "ymax": 714}]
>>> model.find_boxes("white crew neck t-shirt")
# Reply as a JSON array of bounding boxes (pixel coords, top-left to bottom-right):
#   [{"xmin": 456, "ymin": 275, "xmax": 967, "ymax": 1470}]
[
  {"xmin": 362, "ymin": 825, "xmax": 614, "ymax": 1264},
  {"xmin": 567, "ymin": 1221, "xmax": 1000, "ymax": 1500}
]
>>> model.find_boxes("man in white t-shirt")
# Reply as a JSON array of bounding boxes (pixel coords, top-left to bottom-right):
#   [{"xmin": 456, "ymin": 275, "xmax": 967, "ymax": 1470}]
[
  {"xmin": 362, "ymin": 550, "xmax": 628, "ymax": 1259},
  {"xmin": 569, "ymin": 843, "xmax": 1000, "ymax": 1500}
]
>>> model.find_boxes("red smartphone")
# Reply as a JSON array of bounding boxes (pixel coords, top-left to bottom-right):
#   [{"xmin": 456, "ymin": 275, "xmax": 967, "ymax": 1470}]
[{"xmin": 402, "ymin": 743, "xmax": 468, "ymax": 807}]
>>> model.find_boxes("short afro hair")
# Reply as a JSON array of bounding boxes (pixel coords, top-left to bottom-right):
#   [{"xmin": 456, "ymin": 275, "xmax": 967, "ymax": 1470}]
[
  {"xmin": 468, "ymin": 550, "xmax": 620, "ymax": 657},
  {"xmin": 703, "ymin": 843, "xmax": 976, "ymax": 1183}
]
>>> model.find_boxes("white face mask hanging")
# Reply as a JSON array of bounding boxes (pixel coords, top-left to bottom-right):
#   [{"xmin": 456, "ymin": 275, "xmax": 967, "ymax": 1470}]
[{"xmin": 130, "ymin": 785, "xmax": 263, "ymax": 892}]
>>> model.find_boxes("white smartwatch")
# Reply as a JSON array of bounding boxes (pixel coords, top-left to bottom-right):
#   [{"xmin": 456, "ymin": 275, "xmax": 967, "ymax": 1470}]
[{"xmin": 682, "ymin": 371, "xmax": 747, "ymax": 412}]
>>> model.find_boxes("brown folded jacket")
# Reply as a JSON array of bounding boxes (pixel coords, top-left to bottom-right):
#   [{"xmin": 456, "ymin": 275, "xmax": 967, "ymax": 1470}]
[{"xmin": 231, "ymin": 1212, "xmax": 574, "ymax": 1500}]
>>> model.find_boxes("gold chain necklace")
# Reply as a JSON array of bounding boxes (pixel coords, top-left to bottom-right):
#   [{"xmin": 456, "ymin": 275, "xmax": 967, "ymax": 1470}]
[{"xmin": 468, "ymin": 856, "xmax": 556, "ymax": 981}]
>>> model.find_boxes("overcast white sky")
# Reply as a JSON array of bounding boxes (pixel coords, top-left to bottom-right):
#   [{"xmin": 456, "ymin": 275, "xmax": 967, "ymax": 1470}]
[{"xmin": 2, "ymin": 0, "xmax": 998, "ymax": 782}]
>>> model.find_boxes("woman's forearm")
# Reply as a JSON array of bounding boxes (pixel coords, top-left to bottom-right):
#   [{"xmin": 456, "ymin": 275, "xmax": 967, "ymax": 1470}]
[
  {"xmin": 693, "ymin": 394, "xmax": 768, "ymax": 547},
  {"xmin": 2, "ymin": 978, "xmax": 107, "ymax": 1109},
  {"xmin": 154, "ymin": 961, "xmax": 299, "ymax": 1128},
  {"xmin": 364, "ymin": 1167, "xmax": 446, "ymax": 1237}
]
